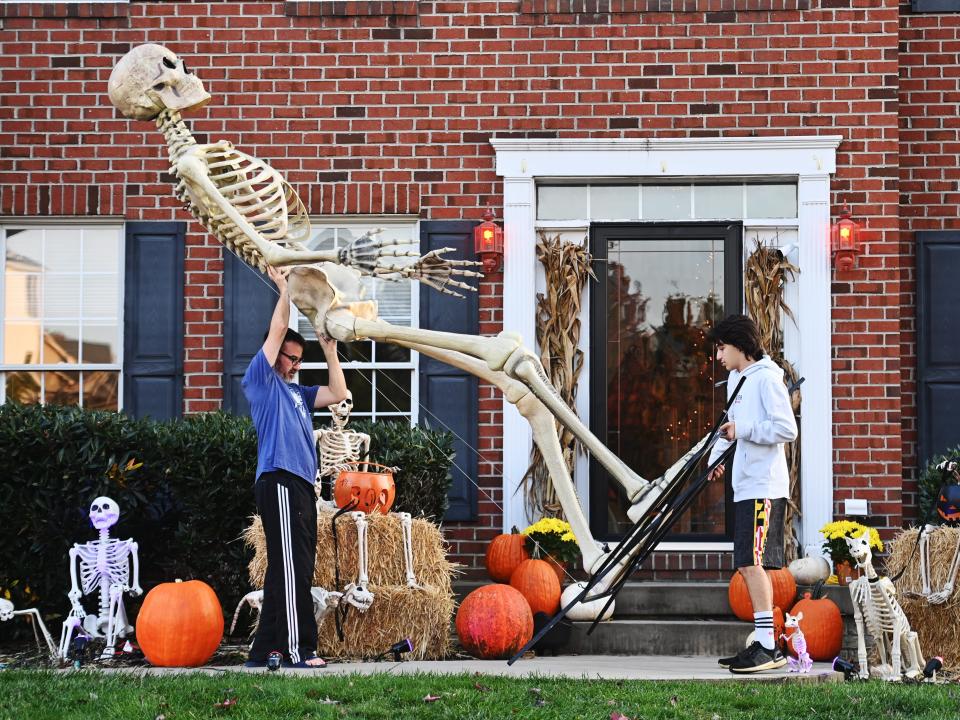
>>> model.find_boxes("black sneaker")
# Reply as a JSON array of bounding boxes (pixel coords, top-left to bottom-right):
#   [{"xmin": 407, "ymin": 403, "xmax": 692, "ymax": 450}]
[
  {"xmin": 718, "ymin": 647, "xmax": 748, "ymax": 668},
  {"xmin": 728, "ymin": 641, "xmax": 787, "ymax": 673}
]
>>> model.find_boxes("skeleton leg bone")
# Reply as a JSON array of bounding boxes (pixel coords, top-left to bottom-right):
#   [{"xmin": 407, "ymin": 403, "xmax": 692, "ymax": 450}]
[
  {"xmin": 342, "ymin": 512, "xmax": 374, "ymax": 612},
  {"xmin": 397, "ymin": 512, "xmax": 420, "ymax": 589}
]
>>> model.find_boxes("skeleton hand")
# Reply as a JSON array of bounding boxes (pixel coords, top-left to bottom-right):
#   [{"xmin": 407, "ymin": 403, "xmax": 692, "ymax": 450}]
[
  {"xmin": 130, "ymin": 583, "xmax": 143, "ymax": 597},
  {"xmin": 402, "ymin": 247, "xmax": 483, "ymax": 297}
]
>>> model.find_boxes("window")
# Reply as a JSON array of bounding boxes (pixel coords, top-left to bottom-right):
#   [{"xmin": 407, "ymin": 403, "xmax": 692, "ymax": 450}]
[
  {"xmin": 293, "ymin": 222, "xmax": 419, "ymax": 424},
  {"xmin": 1, "ymin": 225, "xmax": 123, "ymax": 410}
]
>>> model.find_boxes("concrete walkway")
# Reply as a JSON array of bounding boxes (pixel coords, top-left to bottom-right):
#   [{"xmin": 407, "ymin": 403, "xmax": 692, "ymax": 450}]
[{"xmin": 109, "ymin": 655, "xmax": 841, "ymax": 682}]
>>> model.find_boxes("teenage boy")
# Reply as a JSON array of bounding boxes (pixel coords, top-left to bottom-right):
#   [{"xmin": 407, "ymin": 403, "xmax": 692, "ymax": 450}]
[{"xmin": 707, "ymin": 314, "xmax": 798, "ymax": 673}]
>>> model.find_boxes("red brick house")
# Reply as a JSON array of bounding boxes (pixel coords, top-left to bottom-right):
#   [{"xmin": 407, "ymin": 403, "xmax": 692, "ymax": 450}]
[{"xmin": 1, "ymin": 0, "xmax": 958, "ymax": 578}]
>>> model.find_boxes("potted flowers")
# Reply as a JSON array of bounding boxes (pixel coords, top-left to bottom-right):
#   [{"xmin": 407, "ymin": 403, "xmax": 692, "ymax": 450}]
[
  {"xmin": 819, "ymin": 520, "xmax": 884, "ymax": 585},
  {"xmin": 522, "ymin": 518, "xmax": 579, "ymax": 583}
]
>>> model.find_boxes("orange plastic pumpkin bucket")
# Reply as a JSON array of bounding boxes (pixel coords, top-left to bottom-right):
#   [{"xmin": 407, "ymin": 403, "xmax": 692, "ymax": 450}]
[{"xmin": 334, "ymin": 461, "xmax": 396, "ymax": 514}]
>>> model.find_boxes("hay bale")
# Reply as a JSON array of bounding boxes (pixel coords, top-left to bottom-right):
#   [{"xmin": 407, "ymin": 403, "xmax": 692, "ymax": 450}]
[
  {"xmin": 887, "ymin": 526, "xmax": 960, "ymax": 669},
  {"xmin": 242, "ymin": 509, "xmax": 457, "ymax": 660}
]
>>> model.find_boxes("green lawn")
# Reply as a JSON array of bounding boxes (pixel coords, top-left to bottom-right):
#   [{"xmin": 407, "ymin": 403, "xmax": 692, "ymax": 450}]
[{"xmin": 1, "ymin": 671, "xmax": 958, "ymax": 720}]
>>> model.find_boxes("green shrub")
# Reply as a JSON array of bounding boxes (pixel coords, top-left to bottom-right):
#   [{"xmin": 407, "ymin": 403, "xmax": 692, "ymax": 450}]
[
  {"xmin": 919, "ymin": 445, "xmax": 960, "ymax": 522},
  {"xmin": 348, "ymin": 419, "xmax": 455, "ymax": 521}
]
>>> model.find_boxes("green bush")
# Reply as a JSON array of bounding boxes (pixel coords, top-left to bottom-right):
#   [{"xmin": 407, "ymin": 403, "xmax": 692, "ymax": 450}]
[
  {"xmin": 0, "ymin": 404, "xmax": 455, "ymax": 641},
  {"xmin": 347, "ymin": 419, "xmax": 455, "ymax": 522},
  {"xmin": 919, "ymin": 445, "xmax": 960, "ymax": 523}
]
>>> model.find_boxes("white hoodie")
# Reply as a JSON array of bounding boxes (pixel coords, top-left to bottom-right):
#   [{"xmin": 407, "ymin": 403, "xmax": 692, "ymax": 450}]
[{"xmin": 707, "ymin": 355, "xmax": 798, "ymax": 502}]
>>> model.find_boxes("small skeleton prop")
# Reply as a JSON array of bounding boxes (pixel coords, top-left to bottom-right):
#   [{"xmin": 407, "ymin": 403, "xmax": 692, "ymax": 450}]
[
  {"xmin": 110, "ymin": 45, "xmax": 714, "ymax": 597},
  {"xmin": 342, "ymin": 512, "xmax": 375, "ymax": 612},
  {"xmin": 229, "ymin": 586, "xmax": 342, "ymax": 637},
  {"xmin": 845, "ymin": 532, "xmax": 925, "ymax": 681},
  {"xmin": 784, "ymin": 611, "xmax": 812, "ymax": 674},
  {"xmin": 917, "ymin": 524, "xmax": 960, "ymax": 605},
  {"xmin": 398, "ymin": 512, "xmax": 420, "ymax": 589},
  {"xmin": 314, "ymin": 394, "xmax": 370, "ymax": 510},
  {"xmin": 0, "ymin": 598, "xmax": 57, "ymax": 659},
  {"xmin": 58, "ymin": 497, "xmax": 143, "ymax": 660}
]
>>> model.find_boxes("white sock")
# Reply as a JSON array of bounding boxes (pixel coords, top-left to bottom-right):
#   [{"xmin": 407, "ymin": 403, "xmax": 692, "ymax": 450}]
[{"xmin": 753, "ymin": 611, "xmax": 775, "ymax": 650}]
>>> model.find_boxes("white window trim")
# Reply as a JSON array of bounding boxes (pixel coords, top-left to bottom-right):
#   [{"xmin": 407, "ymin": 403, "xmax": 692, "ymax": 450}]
[
  {"xmin": 292, "ymin": 217, "xmax": 421, "ymax": 424},
  {"xmin": 493, "ymin": 136, "xmax": 840, "ymax": 554},
  {"xmin": 1, "ymin": 222, "xmax": 125, "ymax": 409}
]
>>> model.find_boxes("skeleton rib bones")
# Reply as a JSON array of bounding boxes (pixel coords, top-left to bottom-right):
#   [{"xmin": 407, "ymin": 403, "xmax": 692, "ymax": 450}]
[{"xmin": 109, "ymin": 44, "xmax": 706, "ymax": 594}]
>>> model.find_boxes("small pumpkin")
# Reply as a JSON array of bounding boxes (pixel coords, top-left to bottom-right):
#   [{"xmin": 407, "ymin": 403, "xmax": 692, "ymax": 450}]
[
  {"xmin": 136, "ymin": 579, "xmax": 224, "ymax": 667},
  {"xmin": 455, "ymin": 584, "xmax": 533, "ymax": 659},
  {"xmin": 485, "ymin": 528, "xmax": 530, "ymax": 582},
  {"xmin": 560, "ymin": 581, "xmax": 615, "ymax": 622},
  {"xmin": 509, "ymin": 559, "xmax": 561, "ymax": 616},
  {"xmin": 782, "ymin": 584, "xmax": 843, "ymax": 661},
  {"xmin": 787, "ymin": 554, "xmax": 831, "ymax": 585},
  {"xmin": 334, "ymin": 462, "xmax": 396, "ymax": 514},
  {"xmin": 728, "ymin": 568, "xmax": 797, "ymax": 621}
]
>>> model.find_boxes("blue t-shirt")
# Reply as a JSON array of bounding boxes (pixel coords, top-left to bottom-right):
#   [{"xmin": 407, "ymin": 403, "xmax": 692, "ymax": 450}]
[{"xmin": 242, "ymin": 349, "xmax": 320, "ymax": 484}]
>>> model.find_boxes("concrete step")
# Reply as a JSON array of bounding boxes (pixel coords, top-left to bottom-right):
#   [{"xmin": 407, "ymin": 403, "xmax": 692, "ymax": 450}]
[{"xmin": 565, "ymin": 618, "xmax": 748, "ymax": 657}]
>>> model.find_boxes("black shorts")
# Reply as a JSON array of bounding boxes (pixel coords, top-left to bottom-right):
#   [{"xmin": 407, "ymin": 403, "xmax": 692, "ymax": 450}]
[{"xmin": 733, "ymin": 497, "xmax": 786, "ymax": 570}]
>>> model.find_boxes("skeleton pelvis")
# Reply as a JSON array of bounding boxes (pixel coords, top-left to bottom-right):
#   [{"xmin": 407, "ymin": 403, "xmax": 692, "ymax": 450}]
[{"xmin": 288, "ymin": 264, "xmax": 376, "ymax": 340}]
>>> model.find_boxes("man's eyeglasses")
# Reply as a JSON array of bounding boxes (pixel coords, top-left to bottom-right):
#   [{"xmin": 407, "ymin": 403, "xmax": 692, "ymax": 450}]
[{"xmin": 280, "ymin": 351, "xmax": 303, "ymax": 366}]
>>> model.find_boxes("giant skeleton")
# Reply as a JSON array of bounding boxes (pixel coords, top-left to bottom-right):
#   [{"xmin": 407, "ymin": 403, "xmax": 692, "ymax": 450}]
[{"xmin": 108, "ymin": 45, "xmax": 720, "ymax": 618}]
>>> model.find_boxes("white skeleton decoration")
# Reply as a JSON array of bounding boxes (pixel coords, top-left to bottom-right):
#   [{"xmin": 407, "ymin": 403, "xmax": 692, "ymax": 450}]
[
  {"xmin": 398, "ymin": 512, "xmax": 420, "ymax": 588},
  {"xmin": 845, "ymin": 532, "xmax": 924, "ymax": 681},
  {"xmin": 314, "ymin": 394, "xmax": 371, "ymax": 512},
  {"xmin": 341, "ymin": 512, "xmax": 375, "ymax": 612},
  {"xmin": 109, "ymin": 45, "xmax": 712, "ymax": 597},
  {"xmin": 58, "ymin": 497, "xmax": 143, "ymax": 660},
  {"xmin": 229, "ymin": 586, "xmax": 343, "ymax": 637},
  {"xmin": 0, "ymin": 598, "xmax": 57, "ymax": 659}
]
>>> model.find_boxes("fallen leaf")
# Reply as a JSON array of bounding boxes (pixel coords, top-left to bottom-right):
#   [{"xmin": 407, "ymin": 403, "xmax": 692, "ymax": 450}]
[
  {"xmin": 670, "ymin": 695, "xmax": 679, "ymax": 707},
  {"xmin": 474, "ymin": 682, "xmax": 492, "ymax": 693},
  {"xmin": 611, "ymin": 712, "xmax": 632, "ymax": 720},
  {"xmin": 423, "ymin": 694, "xmax": 441, "ymax": 703},
  {"xmin": 214, "ymin": 698, "xmax": 237, "ymax": 711},
  {"xmin": 607, "ymin": 699, "xmax": 617, "ymax": 706},
  {"xmin": 319, "ymin": 697, "xmax": 340, "ymax": 705}
]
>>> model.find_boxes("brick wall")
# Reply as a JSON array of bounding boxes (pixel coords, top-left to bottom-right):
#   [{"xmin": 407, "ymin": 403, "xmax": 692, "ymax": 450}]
[
  {"xmin": 0, "ymin": 1, "xmax": 909, "ymax": 574},
  {"xmin": 899, "ymin": 1, "xmax": 960, "ymax": 519}
]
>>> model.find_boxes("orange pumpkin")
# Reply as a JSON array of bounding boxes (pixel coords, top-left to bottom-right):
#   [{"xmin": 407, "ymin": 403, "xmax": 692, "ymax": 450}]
[
  {"xmin": 334, "ymin": 462, "xmax": 396, "ymax": 514},
  {"xmin": 510, "ymin": 559, "xmax": 561, "ymax": 616},
  {"xmin": 136, "ymin": 579, "xmax": 224, "ymax": 667},
  {"xmin": 455, "ymin": 584, "xmax": 533, "ymax": 659},
  {"xmin": 728, "ymin": 568, "xmax": 797, "ymax": 621},
  {"xmin": 484, "ymin": 529, "xmax": 530, "ymax": 582},
  {"xmin": 783, "ymin": 589, "xmax": 843, "ymax": 661}
]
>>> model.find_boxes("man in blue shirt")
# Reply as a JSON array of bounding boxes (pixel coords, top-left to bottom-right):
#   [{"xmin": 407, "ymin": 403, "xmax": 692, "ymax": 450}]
[{"xmin": 243, "ymin": 266, "xmax": 348, "ymax": 669}]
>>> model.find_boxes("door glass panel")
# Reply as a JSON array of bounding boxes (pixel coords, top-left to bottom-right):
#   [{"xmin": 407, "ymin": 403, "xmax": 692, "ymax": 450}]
[{"xmin": 603, "ymin": 235, "xmax": 728, "ymax": 537}]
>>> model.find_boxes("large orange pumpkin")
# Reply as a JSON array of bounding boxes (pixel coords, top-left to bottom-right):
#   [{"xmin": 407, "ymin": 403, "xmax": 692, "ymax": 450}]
[
  {"xmin": 334, "ymin": 462, "xmax": 396, "ymax": 514},
  {"xmin": 455, "ymin": 584, "xmax": 533, "ymax": 659},
  {"xmin": 484, "ymin": 529, "xmax": 530, "ymax": 582},
  {"xmin": 509, "ymin": 559, "xmax": 561, "ymax": 616},
  {"xmin": 782, "ymin": 589, "xmax": 843, "ymax": 661},
  {"xmin": 728, "ymin": 568, "xmax": 797, "ymax": 621},
  {"xmin": 136, "ymin": 579, "xmax": 224, "ymax": 667}
]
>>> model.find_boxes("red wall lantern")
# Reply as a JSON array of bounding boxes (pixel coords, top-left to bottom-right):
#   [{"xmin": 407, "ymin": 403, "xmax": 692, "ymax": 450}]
[
  {"xmin": 831, "ymin": 204, "xmax": 861, "ymax": 272},
  {"xmin": 474, "ymin": 209, "xmax": 504, "ymax": 274}
]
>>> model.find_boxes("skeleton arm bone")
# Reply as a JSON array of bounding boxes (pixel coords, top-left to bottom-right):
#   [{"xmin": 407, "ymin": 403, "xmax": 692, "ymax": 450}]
[
  {"xmin": 66, "ymin": 546, "xmax": 85, "ymax": 616},
  {"xmin": 128, "ymin": 541, "xmax": 143, "ymax": 596}
]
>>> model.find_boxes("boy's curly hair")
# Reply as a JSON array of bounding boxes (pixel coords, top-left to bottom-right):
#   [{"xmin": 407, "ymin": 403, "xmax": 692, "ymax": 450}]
[{"xmin": 707, "ymin": 314, "xmax": 764, "ymax": 361}]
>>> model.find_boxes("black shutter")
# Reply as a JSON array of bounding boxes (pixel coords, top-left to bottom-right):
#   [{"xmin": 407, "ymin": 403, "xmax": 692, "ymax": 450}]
[
  {"xmin": 123, "ymin": 222, "xmax": 185, "ymax": 420},
  {"xmin": 917, "ymin": 231, "xmax": 960, "ymax": 467},
  {"xmin": 911, "ymin": 1, "xmax": 960, "ymax": 12},
  {"xmin": 420, "ymin": 221, "xmax": 479, "ymax": 521},
  {"xmin": 222, "ymin": 250, "xmax": 277, "ymax": 415}
]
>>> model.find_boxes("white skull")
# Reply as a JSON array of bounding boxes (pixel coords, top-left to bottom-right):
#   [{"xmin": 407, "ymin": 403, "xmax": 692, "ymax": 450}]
[
  {"xmin": 108, "ymin": 44, "xmax": 211, "ymax": 120},
  {"xmin": 0, "ymin": 598, "xmax": 13, "ymax": 621},
  {"xmin": 89, "ymin": 496, "xmax": 120, "ymax": 530},
  {"xmin": 328, "ymin": 393, "xmax": 354, "ymax": 426},
  {"xmin": 844, "ymin": 532, "xmax": 872, "ymax": 568}
]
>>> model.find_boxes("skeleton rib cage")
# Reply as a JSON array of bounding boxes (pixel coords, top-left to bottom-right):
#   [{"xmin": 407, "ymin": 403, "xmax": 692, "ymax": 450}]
[{"xmin": 76, "ymin": 539, "xmax": 134, "ymax": 596}]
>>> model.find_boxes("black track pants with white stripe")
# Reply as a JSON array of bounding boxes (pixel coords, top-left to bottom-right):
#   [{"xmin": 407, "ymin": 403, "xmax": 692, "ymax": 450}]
[{"xmin": 250, "ymin": 470, "xmax": 318, "ymax": 664}]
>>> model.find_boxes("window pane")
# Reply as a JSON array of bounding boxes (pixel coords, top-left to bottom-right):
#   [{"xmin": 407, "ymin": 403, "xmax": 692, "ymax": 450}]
[
  {"xmin": 44, "ymin": 274, "xmax": 81, "ymax": 318},
  {"xmin": 82, "ymin": 275, "xmax": 119, "ymax": 318},
  {"xmin": 44, "ymin": 325, "xmax": 80, "ymax": 364},
  {"xmin": 83, "ymin": 228, "xmax": 121, "ymax": 273},
  {"xmin": 746, "ymin": 184, "xmax": 797, "ymax": 218},
  {"xmin": 46, "ymin": 370, "xmax": 80, "ymax": 406},
  {"xmin": 5, "ymin": 371, "xmax": 41, "ymax": 403},
  {"xmin": 83, "ymin": 371, "xmax": 119, "ymax": 411},
  {"xmin": 5, "ymin": 228, "xmax": 43, "ymax": 268},
  {"xmin": 538, "ymin": 186, "xmax": 588, "ymax": 220},
  {"xmin": 81, "ymin": 324, "xmax": 118, "ymax": 363},
  {"xmin": 694, "ymin": 185, "xmax": 743, "ymax": 219},
  {"xmin": 4, "ymin": 322, "xmax": 41, "ymax": 364},
  {"xmin": 375, "ymin": 343, "xmax": 410, "ymax": 362},
  {"xmin": 4, "ymin": 273, "xmax": 41, "ymax": 319},
  {"xmin": 299, "ymin": 368, "xmax": 373, "ymax": 414},
  {"xmin": 642, "ymin": 186, "xmax": 691, "ymax": 220},
  {"xmin": 375, "ymin": 369, "xmax": 412, "ymax": 414},
  {"xmin": 590, "ymin": 186, "xmax": 639, "ymax": 220},
  {"xmin": 44, "ymin": 229, "xmax": 82, "ymax": 272}
]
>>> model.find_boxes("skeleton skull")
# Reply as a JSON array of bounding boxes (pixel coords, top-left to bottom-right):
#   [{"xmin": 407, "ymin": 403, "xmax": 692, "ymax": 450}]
[
  {"xmin": 328, "ymin": 393, "xmax": 354, "ymax": 426},
  {"xmin": 0, "ymin": 598, "xmax": 13, "ymax": 621},
  {"xmin": 89, "ymin": 496, "xmax": 120, "ymax": 531},
  {"xmin": 844, "ymin": 532, "xmax": 872, "ymax": 568},
  {"xmin": 108, "ymin": 44, "xmax": 211, "ymax": 120}
]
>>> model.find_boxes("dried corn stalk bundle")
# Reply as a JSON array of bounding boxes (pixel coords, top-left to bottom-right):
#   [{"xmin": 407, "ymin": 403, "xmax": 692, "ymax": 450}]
[
  {"xmin": 744, "ymin": 237, "xmax": 802, "ymax": 561},
  {"xmin": 523, "ymin": 232, "xmax": 595, "ymax": 519}
]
